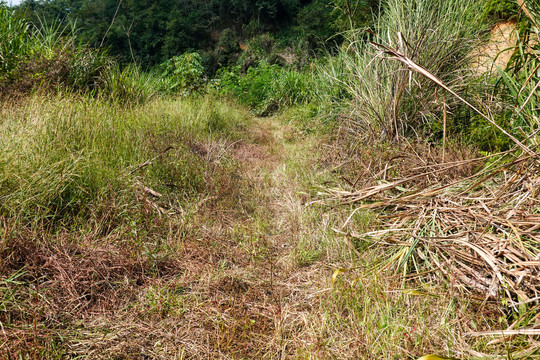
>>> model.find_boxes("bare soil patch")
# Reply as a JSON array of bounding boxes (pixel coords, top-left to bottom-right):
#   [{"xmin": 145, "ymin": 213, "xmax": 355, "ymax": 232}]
[{"xmin": 474, "ymin": 20, "xmax": 518, "ymax": 73}]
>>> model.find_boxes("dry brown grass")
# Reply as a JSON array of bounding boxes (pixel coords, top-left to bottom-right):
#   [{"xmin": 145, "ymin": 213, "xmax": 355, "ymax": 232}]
[
  {"xmin": 325, "ymin": 148, "xmax": 540, "ymax": 294},
  {"xmin": 325, "ymin": 126, "xmax": 482, "ymax": 190}
]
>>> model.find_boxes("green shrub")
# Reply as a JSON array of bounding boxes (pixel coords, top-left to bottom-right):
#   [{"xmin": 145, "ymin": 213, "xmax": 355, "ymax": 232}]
[
  {"xmin": 217, "ymin": 64, "xmax": 278, "ymax": 113},
  {"xmin": 160, "ymin": 52, "xmax": 206, "ymax": 95},
  {"xmin": 214, "ymin": 29, "xmax": 241, "ymax": 68},
  {"xmin": 217, "ymin": 63, "xmax": 315, "ymax": 115},
  {"xmin": 237, "ymin": 34, "xmax": 287, "ymax": 71}
]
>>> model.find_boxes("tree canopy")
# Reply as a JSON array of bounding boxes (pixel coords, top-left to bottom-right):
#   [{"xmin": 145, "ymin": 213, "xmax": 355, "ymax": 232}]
[{"xmin": 15, "ymin": 0, "xmax": 379, "ymax": 67}]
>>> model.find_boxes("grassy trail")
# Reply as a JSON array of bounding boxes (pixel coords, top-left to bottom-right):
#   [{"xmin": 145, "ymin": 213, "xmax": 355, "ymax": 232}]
[
  {"xmin": 184, "ymin": 115, "xmax": 328, "ymax": 358},
  {"xmin": 208, "ymin": 117, "xmax": 502, "ymax": 360},
  {"xmin": 0, "ymin": 97, "xmax": 336, "ymax": 359},
  {"xmin": 1, "ymin": 98, "xmax": 504, "ymax": 359},
  {"xmin": 98, "ymin": 114, "xmax": 337, "ymax": 359}
]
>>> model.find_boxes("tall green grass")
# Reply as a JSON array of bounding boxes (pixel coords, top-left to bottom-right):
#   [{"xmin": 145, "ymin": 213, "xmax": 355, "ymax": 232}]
[
  {"xmin": 0, "ymin": 95, "xmax": 251, "ymax": 227},
  {"xmin": 0, "ymin": 6, "xmax": 165, "ymax": 102},
  {"xmin": 320, "ymin": 0, "xmax": 486, "ymax": 139},
  {"xmin": 102, "ymin": 64, "xmax": 162, "ymax": 103},
  {"xmin": 0, "ymin": 6, "xmax": 32, "ymax": 74}
]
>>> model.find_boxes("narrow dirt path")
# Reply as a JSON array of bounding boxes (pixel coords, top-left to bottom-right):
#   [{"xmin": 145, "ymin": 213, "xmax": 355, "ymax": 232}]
[
  {"xmin": 53, "ymin": 112, "xmax": 334, "ymax": 360},
  {"xmin": 54, "ymin": 111, "xmax": 354, "ymax": 360},
  {"xmin": 182, "ymin": 115, "xmax": 329, "ymax": 359},
  {"xmin": 211, "ymin": 116, "xmax": 318, "ymax": 358}
]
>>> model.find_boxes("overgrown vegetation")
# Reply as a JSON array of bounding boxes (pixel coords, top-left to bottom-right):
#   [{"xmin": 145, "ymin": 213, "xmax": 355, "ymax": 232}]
[
  {"xmin": 317, "ymin": 1, "xmax": 540, "ymax": 358},
  {"xmin": 319, "ymin": 0, "xmax": 485, "ymax": 140},
  {"xmin": 1, "ymin": 0, "xmax": 540, "ymax": 358},
  {"xmin": 13, "ymin": 0, "xmax": 375, "ymax": 68},
  {"xmin": 485, "ymin": 0, "xmax": 519, "ymax": 20},
  {"xmin": 0, "ymin": 7, "xmax": 108, "ymax": 96}
]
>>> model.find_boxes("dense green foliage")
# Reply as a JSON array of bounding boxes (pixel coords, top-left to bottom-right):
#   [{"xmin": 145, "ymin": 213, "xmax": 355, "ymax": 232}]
[
  {"xmin": 11, "ymin": 0, "xmax": 386, "ymax": 74},
  {"xmin": 15, "ymin": 0, "xmax": 380, "ymax": 68},
  {"xmin": 160, "ymin": 52, "xmax": 206, "ymax": 95},
  {"xmin": 3, "ymin": 0, "xmax": 538, "ymax": 150},
  {"xmin": 0, "ymin": 4, "xmax": 212, "ymax": 101},
  {"xmin": 218, "ymin": 62, "xmax": 314, "ymax": 115}
]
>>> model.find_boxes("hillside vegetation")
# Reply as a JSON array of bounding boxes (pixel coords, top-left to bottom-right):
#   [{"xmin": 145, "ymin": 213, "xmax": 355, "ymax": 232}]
[{"xmin": 1, "ymin": 0, "xmax": 539, "ymax": 359}]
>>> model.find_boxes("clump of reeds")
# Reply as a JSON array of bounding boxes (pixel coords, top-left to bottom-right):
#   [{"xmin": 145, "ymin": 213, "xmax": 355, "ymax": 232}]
[{"xmin": 320, "ymin": 0, "xmax": 486, "ymax": 140}]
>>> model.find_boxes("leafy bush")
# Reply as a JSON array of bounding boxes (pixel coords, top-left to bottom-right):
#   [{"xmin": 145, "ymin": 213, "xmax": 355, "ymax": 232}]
[
  {"xmin": 237, "ymin": 33, "xmax": 287, "ymax": 71},
  {"xmin": 218, "ymin": 62, "xmax": 314, "ymax": 115},
  {"xmin": 160, "ymin": 52, "xmax": 206, "ymax": 95},
  {"xmin": 215, "ymin": 29, "xmax": 241, "ymax": 68}
]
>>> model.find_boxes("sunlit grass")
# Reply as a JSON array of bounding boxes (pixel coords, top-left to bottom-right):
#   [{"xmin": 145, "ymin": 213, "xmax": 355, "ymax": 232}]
[
  {"xmin": 318, "ymin": 0, "xmax": 486, "ymax": 140},
  {"xmin": 0, "ymin": 94, "xmax": 251, "ymax": 227}
]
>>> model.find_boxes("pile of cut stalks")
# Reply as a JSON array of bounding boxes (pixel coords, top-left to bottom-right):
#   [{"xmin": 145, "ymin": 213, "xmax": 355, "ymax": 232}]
[{"xmin": 327, "ymin": 148, "xmax": 540, "ymax": 306}]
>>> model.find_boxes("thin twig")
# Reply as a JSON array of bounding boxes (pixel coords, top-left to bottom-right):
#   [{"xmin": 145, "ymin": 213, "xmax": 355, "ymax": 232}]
[
  {"xmin": 129, "ymin": 146, "xmax": 174, "ymax": 175},
  {"xmin": 100, "ymin": 0, "xmax": 123, "ymax": 48}
]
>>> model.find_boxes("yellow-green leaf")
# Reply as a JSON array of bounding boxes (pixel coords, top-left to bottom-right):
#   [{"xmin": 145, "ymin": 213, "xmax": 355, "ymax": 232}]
[
  {"xmin": 332, "ymin": 268, "xmax": 350, "ymax": 286},
  {"xmin": 418, "ymin": 355, "xmax": 457, "ymax": 360}
]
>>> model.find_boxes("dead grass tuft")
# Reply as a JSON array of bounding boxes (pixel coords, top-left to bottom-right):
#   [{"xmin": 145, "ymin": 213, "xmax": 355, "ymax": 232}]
[{"xmin": 325, "ymin": 127, "xmax": 482, "ymax": 190}]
